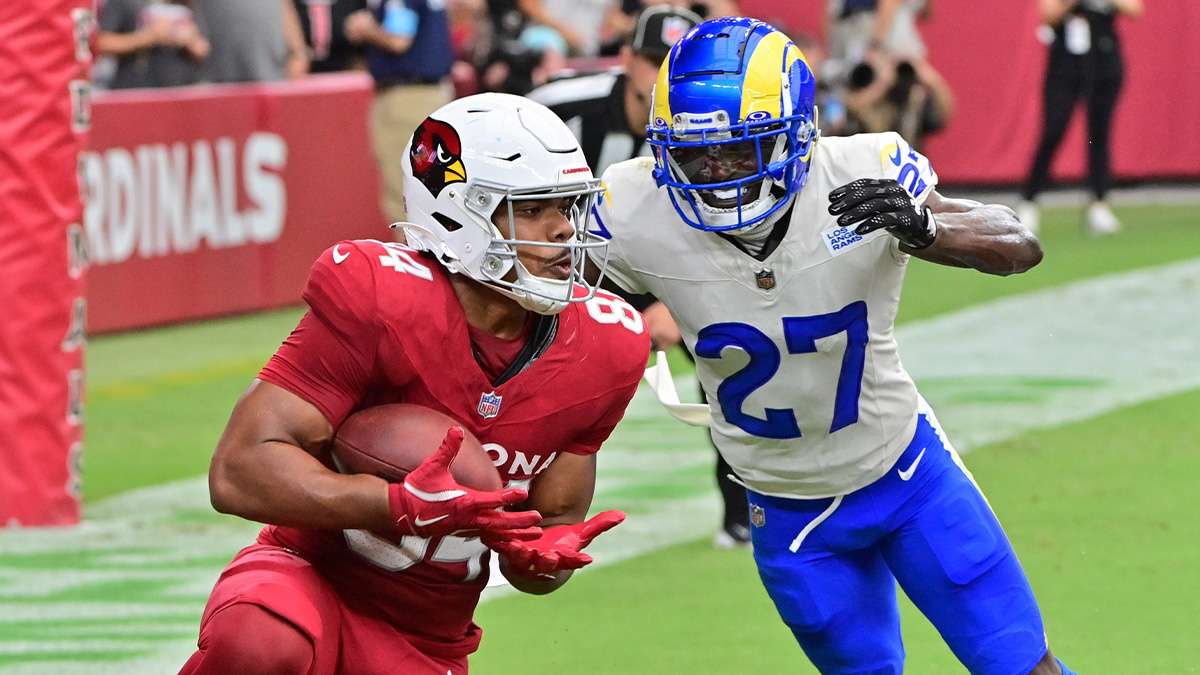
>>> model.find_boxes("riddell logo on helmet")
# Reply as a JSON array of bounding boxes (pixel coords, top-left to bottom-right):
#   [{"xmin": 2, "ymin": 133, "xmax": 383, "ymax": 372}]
[
  {"xmin": 409, "ymin": 118, "xmax": 466, "ymax": 198},
  {"xmin": 562, "ymin": 167, "xmax": 590, "ymax": 175}
]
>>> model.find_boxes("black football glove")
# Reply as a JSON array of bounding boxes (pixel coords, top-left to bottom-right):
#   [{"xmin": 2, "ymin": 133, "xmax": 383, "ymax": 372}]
[{"xmin": 828, "ymin": 178, "xmax": 937, "ymax": 250}]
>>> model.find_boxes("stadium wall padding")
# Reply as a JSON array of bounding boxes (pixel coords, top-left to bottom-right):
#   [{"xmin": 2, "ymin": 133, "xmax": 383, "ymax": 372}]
[
  {"xmin": 83, "ymin": 73, "xmax": 389, "ymax": 334},
  {"xmin": 742, "ymin": 0, "xmax": 1200, "ymax": 184},
  {"xmin": 0, "ymin": 0, "xmax": 89, "ymax": 525}
]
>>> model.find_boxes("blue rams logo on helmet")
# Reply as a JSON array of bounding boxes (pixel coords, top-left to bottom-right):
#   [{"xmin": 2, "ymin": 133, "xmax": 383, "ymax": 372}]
[{"xmin": 647, "ymin": 17, "xmax": 818, "ymax": 233}]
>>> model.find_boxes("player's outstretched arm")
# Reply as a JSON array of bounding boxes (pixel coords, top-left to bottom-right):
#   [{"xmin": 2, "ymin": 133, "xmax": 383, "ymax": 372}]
[
  {"xmin": 829, "ymin": 179, "xmax": 1042, "ymax": 276},
  {"xmin": 912, "ymin": 190, "xmax": 1043, "ymax": 276},
  {"xmin": 485, "ymin": 451, "xmax": 622, "ymax": 595}
]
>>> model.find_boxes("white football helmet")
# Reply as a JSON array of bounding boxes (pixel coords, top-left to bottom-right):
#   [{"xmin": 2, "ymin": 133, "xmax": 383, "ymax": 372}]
[{"xmin": 399, "ymin": 92, "xmax": 608, "ymax": 315}]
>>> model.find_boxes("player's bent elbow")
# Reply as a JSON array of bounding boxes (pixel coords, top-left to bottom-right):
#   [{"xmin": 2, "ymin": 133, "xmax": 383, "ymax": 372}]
[
  {"xmin": 207, "ymin": 455, "xmax": 259, "ymax": 518},
  {"xmin": 1021, "ymin": 239, "xmax": 1044, "ymax": 273},
  {"xmin": 989, "ymin": 206, "xmax": 1044, "ymax": 276},
  {"xmin": 1002, "ymin": 230, "xmax": 1044, "ymax": 276},
  {"xmin": 207, "ymin": 465, "xmax": 239, "ymax": 516},
  {"xmin": 977, "ymin": 217, "xmax": 1043, "ymax": 276}
]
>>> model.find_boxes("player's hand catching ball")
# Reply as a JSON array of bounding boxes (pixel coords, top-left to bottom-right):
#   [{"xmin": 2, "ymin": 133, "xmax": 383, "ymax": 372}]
[
  {"xmin": 388, "ymin": 427, "xmax": 543, "ymax": 539},
  {"xmin": 828, "ymin": 178, "xmax": 937, "ymax": 250},
  {"xmin": 484, "ymin": 510, "xmax": 626, "ymax": 578}
]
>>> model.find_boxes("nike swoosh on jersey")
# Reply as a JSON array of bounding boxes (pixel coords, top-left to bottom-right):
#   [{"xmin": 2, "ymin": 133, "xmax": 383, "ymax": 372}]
[
  {"xmin": 897, "ymin": 448, "xmax": 925, "ymax": 481},
  {"xmin": 332, "ymin": 245, "xmax": 349, "ymax": 264},
  {"xmin": 413, "ymin": 514, "xmax": 449, "ymax": 528}
]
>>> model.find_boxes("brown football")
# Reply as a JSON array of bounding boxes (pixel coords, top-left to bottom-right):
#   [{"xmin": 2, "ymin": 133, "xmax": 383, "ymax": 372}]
[{"xmin": 331, "ymin": 404, "xmax": 502, "ymax": 492}]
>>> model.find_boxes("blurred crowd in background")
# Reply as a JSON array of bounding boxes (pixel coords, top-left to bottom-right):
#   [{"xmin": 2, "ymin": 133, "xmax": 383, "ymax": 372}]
[{"xmin": 93, "ymin": 0, "xmax": 957, "ymax": 152}]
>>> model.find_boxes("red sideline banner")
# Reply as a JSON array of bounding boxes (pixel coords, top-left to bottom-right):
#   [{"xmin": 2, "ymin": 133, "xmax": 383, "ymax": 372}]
[
  {"xmin": 83, "ymin": 73, "xmax": 388, "ymax": 334},
  {"xmin": 0, "ymin": 0, "xmax": 89, "ymax": 526}
]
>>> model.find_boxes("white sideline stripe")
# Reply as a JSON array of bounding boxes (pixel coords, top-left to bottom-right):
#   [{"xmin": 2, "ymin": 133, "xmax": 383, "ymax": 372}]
[
  {"xmin": 897, "ymin": 258, "xmax": 1200, "ymax": 451},
  {"xmin": 0, "ymin": 569, "xmax": 219, "ymax": 597},
  {"xmin": 36, "ymin": 623, "xmax": 195, "ymax": 637},
  {"xmin": 0, "ymin": 603, "xmax": 197, "ymax": 622},
  {"xmin": 3, "ymin": 258, "xmax": 1200, "ymax": 671},
  {"xmin": 960, "ymin": 185, "xmax": 1200, "ymax": 209},
  {"xmin": 0, "ymin": 641, "xmax": 176, "ymax": 655},
  {"xmin": 0, "ymin": 650, "xmax": 199, "ymax": 675}
]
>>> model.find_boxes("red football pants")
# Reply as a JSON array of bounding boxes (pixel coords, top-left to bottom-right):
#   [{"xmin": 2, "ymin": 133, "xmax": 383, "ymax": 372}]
[{"xmin": 179, "ymin": 543, "xmax": 468, "ymax": 675}]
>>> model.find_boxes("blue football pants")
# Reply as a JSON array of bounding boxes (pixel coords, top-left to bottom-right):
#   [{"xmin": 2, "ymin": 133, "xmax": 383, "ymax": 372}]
[{"xmin": 747, "ymin": 412, "xmax": 1050, "ymax": 675}]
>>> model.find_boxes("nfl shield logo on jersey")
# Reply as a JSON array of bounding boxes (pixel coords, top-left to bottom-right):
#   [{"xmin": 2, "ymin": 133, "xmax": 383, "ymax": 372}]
[
  {"xmin": 755, "ymin": 268, "xmax": 776, "ymax": 290},
  {"xmin": 750, "ymin": 503, "xmax": 766, "ymax": 528},
  {"xmin": 477, "ymin": 391, "xmax": 502, "ymax": 419}
]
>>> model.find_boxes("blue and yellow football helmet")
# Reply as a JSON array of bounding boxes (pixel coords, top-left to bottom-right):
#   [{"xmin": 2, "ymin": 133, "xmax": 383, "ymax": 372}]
[{"xmin": 646, "ymin": 17, "xmax": 817, "ymax": 232}]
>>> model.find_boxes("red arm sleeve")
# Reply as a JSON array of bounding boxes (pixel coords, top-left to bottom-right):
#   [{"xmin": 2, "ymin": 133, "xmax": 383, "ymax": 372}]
[
  {"xmin": 562, "ymin": 296, "xmax": 651, "ymax": 455},
  {"xmin": 258, "ymin": 242, "xmax": 381, "ymax": 427},
  {"xmin": 561, "ymin": 391, "xmax": 635, "ymax": 455},
  {"xmin": 258, "ymin": 310, "xmax": 375, "ymax": 427}
]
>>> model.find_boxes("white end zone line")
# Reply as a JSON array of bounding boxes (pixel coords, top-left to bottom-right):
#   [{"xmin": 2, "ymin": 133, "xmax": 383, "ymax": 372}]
[{"xmin": 3, "ymin": 258, "xmax": 1200, "ymax": 672}]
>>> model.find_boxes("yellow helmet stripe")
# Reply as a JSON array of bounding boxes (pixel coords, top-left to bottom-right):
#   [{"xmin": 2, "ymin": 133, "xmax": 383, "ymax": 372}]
[
  {"xmin": 651, "ymin": 59, "xmax": 673, "ymax": 128},
  {"xmin": 740, "ymin": 31, "xmax": 803, "ymax": 122}
]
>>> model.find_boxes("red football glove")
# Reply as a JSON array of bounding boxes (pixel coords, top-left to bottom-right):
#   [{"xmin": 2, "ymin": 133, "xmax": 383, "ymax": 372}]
[
  {"xmin": 388, "ymin": 427, "xmax": 543, "ymax": 539},
  {"xmin": 485, "ymin": 509, "xmax": 626, "ymax": 577}
]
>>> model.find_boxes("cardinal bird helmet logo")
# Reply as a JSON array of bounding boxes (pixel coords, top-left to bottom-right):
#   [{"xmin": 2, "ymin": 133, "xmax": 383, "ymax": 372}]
[{"xmin": 409, "ymin": 118, "xmax": 467, "ymax": 197}]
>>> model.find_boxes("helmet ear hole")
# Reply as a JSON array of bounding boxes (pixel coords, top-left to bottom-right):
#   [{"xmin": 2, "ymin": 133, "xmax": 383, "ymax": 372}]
[{"xmin": 432, "ymin": 212, "xmax": 464, "ymax": 233}]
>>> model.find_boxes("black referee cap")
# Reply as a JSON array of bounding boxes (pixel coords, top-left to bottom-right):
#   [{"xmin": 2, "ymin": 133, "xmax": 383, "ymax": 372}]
[{"xmin": 630, "ymin": 4, "xmax": 702, "ymax": 63}]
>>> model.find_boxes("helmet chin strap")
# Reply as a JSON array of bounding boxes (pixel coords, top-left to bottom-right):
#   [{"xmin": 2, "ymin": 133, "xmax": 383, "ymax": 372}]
[
  {"xmin": 486, "ymin": 269, "xmax": 572, "ymax": 315},
  {"xmin": 492, "ymin": 284, "xmax": 569, "ymax": 315},
  {"xmin": 731, "ymin": 191, "xmax": 798, "ymax": 243}
]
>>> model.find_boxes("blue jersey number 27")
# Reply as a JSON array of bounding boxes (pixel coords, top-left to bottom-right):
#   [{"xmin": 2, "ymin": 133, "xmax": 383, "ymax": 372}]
[{"xmin": 694, "ymin": 302, "xmax": 869, "ymax": 439}]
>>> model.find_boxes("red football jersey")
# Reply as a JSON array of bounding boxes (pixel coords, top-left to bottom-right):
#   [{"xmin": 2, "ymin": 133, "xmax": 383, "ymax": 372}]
[{"xmin": 257, "ymin": 239, "xmax": 648, "ymax": 658}]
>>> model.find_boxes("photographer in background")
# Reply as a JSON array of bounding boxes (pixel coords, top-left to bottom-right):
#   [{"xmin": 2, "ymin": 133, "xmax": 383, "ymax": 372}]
[
  {"xmin": 843, "ymin": 51, "xmax": 954, "ymax": 150},
  {"xmin": 461, "ymin": 0, "xmax": 569, "ymax": 95}
]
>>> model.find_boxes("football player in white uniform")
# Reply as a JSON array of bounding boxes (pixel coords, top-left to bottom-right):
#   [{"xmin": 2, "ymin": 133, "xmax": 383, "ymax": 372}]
[{"xmin": 593, "ymin": 16, "xmax": 1078, "ymax": 675}]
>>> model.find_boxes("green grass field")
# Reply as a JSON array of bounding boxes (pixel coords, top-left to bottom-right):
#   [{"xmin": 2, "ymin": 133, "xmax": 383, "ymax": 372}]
[{"xmin": 3, "ymin": 201, "xmax": 1200, "ymax": 673}]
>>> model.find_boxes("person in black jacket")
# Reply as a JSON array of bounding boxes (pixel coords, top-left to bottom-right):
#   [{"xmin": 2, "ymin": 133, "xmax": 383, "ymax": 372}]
[{"xmin": 1018, "ymin": 0, "xmax": 1143, "ymax": 236}]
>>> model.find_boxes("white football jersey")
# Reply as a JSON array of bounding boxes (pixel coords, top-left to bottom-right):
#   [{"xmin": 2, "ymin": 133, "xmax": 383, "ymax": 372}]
[{"xmin": 596, "ymin": 132, "xmax": 939, "ymax": 498}]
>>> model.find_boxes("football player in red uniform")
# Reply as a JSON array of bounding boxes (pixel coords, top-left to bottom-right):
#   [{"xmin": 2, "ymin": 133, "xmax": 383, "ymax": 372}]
[{"xmin": 178, "ymin": 93, "xmax": 650, "ymax": 675}]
